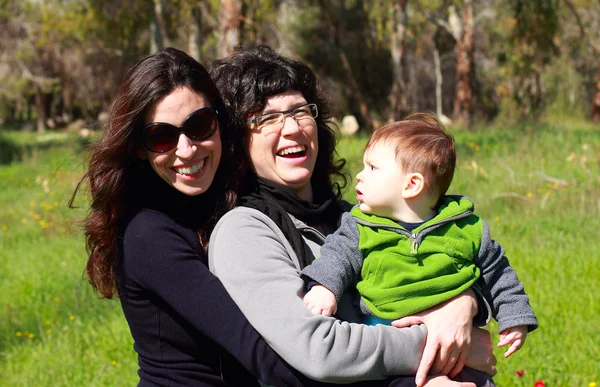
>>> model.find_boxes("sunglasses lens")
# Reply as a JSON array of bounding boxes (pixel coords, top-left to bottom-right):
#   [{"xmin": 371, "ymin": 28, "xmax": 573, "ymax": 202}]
[
  {"xmin": 184, "ymin": 110, "xmax": 217, "ymax": 140},
  {"xmin": 145, "ymin": 124, "xmax": 177, "ymax": 152}
]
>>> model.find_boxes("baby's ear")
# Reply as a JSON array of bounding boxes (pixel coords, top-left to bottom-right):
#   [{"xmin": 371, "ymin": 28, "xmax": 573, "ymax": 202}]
[{"xmin": 402, "ymin": 172, "xmax": 425, "ymax": 199}]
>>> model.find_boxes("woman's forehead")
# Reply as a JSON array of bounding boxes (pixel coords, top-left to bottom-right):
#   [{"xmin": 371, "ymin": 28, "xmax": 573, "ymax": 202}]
[{"xmin": 262, "ymin": 90, "xmax": 306, "ymax": 111}]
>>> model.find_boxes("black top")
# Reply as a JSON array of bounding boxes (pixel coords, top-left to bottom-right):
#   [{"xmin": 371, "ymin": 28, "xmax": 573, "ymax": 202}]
[{"xmin": 115, "ymin": 168, "xmax": 307, "ymax": 386}]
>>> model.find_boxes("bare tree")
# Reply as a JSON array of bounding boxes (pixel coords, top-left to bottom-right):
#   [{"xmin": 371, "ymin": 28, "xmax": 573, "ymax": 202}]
[
  {"xmin": 218, "ymin": 0, "xmax": 242, "ymax": 58},
  {"xmin": 452, "ymin": 0, "xmax": 474, "ymax": 128},
  {"xmin": 189, "ymin": 4, "xmax": 204, "ymax": 61},
  {"xmin": 317, "ymin": 0, "xmax": 373, "ymax": 132},
  {"xmin": 389, "ymin": 0, "xmax": 409, "ymax": 121},
  {"xmin": 562, "ymin": 0, "xmax": 600, "ymax": 122}
]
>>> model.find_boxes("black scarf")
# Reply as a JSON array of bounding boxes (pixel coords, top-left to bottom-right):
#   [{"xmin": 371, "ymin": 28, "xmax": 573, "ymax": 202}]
[{"xmin": 239, "ymin": 177, "xmax": 343, "ymax": 269}]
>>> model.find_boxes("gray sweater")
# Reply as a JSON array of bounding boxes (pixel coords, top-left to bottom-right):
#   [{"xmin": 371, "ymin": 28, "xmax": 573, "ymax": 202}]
[{"xmin": 209, "ymin": 206, "xmax": 427, "ymax": 383}]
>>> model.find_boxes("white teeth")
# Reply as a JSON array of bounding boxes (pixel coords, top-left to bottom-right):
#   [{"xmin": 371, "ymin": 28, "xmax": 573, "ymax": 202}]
[
  {"xmin": 278, "ymin": 145, "xmax": 306, "ymax": 156},
  {"xmin": 175, "ymin": 159, "xmax": 205, "ymax": 175}
]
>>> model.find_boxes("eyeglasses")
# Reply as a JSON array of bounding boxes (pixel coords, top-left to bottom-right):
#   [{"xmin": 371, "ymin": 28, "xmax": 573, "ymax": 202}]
[
  {"xmin": 142, "ymin": 107, "xmax": 218, "ymax": 153},
  {"xmin": 248, "ymin": 103, "xmax": 318, "ymax": 132}
]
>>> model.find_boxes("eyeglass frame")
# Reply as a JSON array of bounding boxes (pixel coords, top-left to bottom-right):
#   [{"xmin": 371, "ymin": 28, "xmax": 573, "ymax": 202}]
[
  {"xmin": 141, "ymin": 107, "xmax": 219, "ymax": 153},
  {"xmin": 247, "ymin": 103, "xmax": 318, "ymax": 129}
]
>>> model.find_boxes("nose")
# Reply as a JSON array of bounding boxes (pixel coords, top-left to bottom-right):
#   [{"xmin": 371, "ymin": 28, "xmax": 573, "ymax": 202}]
[
  {"xmin": 280, "ymin": 114, "xmax": 301, "ymax": 136},
  {"xmin": 356, "ymin": 170, "xmax": 364, "ymax": 182},
  {"xmin": 174, "ymin": 133, "xmax": 197, "ymax": 159}
]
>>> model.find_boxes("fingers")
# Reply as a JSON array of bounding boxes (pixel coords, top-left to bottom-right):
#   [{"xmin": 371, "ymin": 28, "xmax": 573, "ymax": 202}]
[
  {"xmin": 448, "ymin": 351, "xmax": 467, "ymax": 378},
  {"xmin": 303, "ymin": 299, "xmax": 333, "ymax": 316},
  {"xmin": 503, "ymin": 338, "xmax": 523, "ymax": 358},
  {"xmin": 391, "ymin": 315, "xmax": 424, "ymax": 328},
  {"xmin": 307, "ymin": 304, "xmax": 334, "ymax": 316},
  {"xmin": 415, "ymin": 341, "xmax": 439, "ymax": 387},
  {"xmin": 488, "ymin": 354, "xmax": 498, "ymax": 376},
  {"xmin": 497, "ymin": 332, "xmax": 514, "ymax": 347}
]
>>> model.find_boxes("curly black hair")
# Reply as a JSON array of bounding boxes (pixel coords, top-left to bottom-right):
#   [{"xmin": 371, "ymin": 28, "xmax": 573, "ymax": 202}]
[{"xmin": 210, "ymin": 44, "xmax": 348, "ymax": 200}]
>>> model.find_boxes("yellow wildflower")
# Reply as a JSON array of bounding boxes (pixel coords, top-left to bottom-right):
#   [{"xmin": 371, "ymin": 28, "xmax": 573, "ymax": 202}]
[
  {"xmin": 111, "ymin": 361, "xmax": 117, "ymax": 366},
  {"xmin": 40, "ymin": 220, "xmax": 48, "ymax": 228},
  {"xmin": 16, "ymin": 331, "xmax": 22, "ymax": 337},
  {"xmin": 28, "ymin": 333, "xmax": 34, "ymax": 339},
  {"xmin": 69, "ymin": 315, "xmax": 75, "ymax": 321},
  {"xmin": 527, "ymin": 192, "xmax": 533, "ymax": 198},
  {"xmin": 2, "ymin": 225, "xmax": 7, "ymax": 231}
]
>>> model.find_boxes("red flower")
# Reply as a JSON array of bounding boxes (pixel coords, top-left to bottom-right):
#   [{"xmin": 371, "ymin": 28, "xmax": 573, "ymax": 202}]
[
  {"xmin": 515, "ymin": 370, "xmax": 525, "ymax": 377},
  {"xmin": 534, "ymin": 381, "xmax": 545, "ymax": 387}
]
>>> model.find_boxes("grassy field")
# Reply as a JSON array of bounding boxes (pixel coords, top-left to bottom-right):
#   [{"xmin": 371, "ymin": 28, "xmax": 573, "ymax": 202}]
[{"xmin": 1, "ymin": 123, "xmax": 599, "ymax": 386}]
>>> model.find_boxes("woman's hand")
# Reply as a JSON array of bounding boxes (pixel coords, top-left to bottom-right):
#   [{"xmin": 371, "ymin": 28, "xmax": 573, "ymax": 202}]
[
  {"xmin": 464, "ymin": 327, "xmax": 497, "ymax": 376},
  {"xmin": 392, "ymin": 289, "xmax": 478, "ymax": 387}
]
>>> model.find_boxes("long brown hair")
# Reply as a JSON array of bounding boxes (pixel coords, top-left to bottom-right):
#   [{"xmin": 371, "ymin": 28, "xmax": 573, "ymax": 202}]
[{"xmin": 72, "ymin": 48, "xmax": 233, "ymax": 298}]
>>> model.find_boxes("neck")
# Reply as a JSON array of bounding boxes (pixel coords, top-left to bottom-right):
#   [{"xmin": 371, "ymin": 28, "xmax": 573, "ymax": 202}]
[
  {"xmin": 295, "ymin": 183, "xmax": 313, "ymax": 202},
  {"xmin": 391, "ymin": 197, "xmax": 437, "ymax": 223}
]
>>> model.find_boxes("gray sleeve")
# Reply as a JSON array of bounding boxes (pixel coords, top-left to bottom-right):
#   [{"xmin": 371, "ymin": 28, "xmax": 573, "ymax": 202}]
[
  {"xmin": 301, "ymin": 212, "xmax": 364, "ymax": 301},
  {"xmin": 209, "ymin": 207, "xmax": 427, "ymax": 383},
  {"xmin": 475, "ymin": 219, "xmax": 538, "ymax": 333}
]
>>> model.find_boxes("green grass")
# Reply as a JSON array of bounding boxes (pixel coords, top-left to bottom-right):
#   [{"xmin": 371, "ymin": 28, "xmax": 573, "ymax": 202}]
[
  {"xmin": 1, "ymin": 124, "xmax": 599, "ymax": 386},
  {"xmin": 0, "ymin": 137, "xmax": 137, "ymax": 386}
]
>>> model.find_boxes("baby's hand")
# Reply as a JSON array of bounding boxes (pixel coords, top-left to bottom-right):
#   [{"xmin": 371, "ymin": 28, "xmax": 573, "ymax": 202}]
[
  {"xmin": 303, "ymin": 285, "xmax": 337, "ymax": 316},
  {"xmin": 497, "ymin": 325, "xmax": 528, "ymax": 358}
]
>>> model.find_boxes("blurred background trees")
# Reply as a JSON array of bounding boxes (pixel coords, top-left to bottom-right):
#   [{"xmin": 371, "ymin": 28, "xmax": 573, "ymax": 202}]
[{"xmin": 0, "ymin": 0, "xmax": 598, "ymax": 132}]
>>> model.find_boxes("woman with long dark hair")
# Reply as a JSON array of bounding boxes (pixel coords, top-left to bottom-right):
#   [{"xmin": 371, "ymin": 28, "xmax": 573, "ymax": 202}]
[{"xmin": 74, "ymin": 47, "xmax": 311, "ymax": 386}]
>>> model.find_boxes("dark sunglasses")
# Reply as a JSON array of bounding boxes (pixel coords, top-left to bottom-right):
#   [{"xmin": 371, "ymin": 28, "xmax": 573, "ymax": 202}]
[{"xmin": 142, "ymin": 107, "xmax": 219, "ymax": 153}]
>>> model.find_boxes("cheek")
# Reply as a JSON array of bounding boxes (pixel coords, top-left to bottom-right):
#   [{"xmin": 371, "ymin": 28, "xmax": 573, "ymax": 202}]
[
  {"xmin": 147, "ymin": 153, "xmax": 170, "ymax": 174},
  {"xmin": 246, "ymin": 133, "xmax": 271, "ymax": 167}
]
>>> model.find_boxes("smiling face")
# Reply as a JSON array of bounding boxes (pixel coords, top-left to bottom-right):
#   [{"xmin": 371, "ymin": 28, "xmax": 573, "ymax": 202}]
[
  {"xmin": 246, "ymin": 90, "xmax": 318, "ymax": 200},
  {"xmin": 138, "ymin": 86, "xmax": 222, "ymax": 196},
  {"xmin": 355, "ymin": 143, "xmax": 409, "ymax": 219}
]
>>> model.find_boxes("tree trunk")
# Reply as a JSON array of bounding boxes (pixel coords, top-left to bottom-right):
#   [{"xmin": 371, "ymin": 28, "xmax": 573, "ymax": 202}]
[
  {"xmin": 188, "ymin": 5, "xmax": 203, "ymax": 62},
  {"xmin": 389, "ymin": 0, "xmax": 409, "ymax": 121},
  {"xmin": 318, "ymin": 0, "xmax": 373, "ymax": 132},
  {"xmin": 34, "ymin": 87, "xmax": 47, "ymax": 133},
  {"xmin": 218, "ymin": 0, "xmax": 242, "ymax": 59},
  {"xmin": 150, "ymin": 0, "xmax": 169, "ymax": 53},
  {"xmin": 61, "ymin": 87, "xmax": 73, "ymax": 124},
  {"xmin": 452, "ymin": 0, "xmax": 474, "ymax": 129},
  {"xmin": 592, "ymin": 77, "xmax": 600, "ymax": 123}
]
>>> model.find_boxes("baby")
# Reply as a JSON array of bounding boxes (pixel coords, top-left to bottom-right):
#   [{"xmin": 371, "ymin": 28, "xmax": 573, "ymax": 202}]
[{"xmin": 302, "ymin": 113, "xmax": 537, "ymax": 382}]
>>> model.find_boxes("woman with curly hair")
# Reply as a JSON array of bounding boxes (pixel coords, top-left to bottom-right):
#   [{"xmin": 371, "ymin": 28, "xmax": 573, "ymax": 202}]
[{"xmin": 209, "ymin": 45, "xmax": 496, "ymax": 387}]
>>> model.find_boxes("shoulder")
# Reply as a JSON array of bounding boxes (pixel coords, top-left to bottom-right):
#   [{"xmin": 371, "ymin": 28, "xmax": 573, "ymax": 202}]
[
  {"xmin": 213, "ymin": 206, "xmax": 283, "ymax": 235},
  {"xmin": 123, "ymin": 208, "xmax": 200, "ymax": 252},
  {"xmin": 124, "ymin": 208, "xmax": 182, "ymax": 240}
]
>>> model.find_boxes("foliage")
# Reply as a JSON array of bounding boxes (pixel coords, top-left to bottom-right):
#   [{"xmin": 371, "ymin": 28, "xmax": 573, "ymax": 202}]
[{"xmin": 0, "ymin": 0, "xmax": 599, "ymax": 127}]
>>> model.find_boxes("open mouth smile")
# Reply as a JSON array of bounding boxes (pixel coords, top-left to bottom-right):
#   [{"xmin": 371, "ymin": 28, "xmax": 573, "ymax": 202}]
[
  {"xmin": 277, "ymin": 145, "xmax": 306, "ymax": 158},
  {"xmin": 173, "ymin": 159, "xmax": 206, "ymax": 176}
]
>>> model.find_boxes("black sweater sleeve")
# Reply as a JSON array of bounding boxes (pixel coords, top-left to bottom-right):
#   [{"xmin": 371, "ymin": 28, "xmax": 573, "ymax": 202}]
[{"xmin": 122, "ymin": 209, "xmax": 308, "ymax": 387}]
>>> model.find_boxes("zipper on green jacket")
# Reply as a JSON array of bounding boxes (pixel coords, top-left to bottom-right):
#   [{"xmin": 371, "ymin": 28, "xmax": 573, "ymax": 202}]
[{"xmin": 410, "ymin": 234, "xmax": 419, "ymax": 254}]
